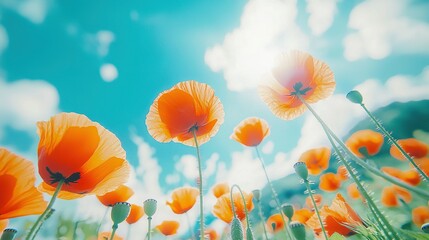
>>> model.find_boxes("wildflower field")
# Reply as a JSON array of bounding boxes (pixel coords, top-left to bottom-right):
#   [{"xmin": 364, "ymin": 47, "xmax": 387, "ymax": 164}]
[{"xmin": 1, "ymin": 1, "xmax": 429, "ymax": 240}]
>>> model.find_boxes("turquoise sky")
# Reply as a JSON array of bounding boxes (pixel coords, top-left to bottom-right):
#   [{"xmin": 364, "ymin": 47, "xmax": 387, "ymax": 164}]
[{"xmin": 1, "ymin": 0, "xmax": 429, "ymax": 237}]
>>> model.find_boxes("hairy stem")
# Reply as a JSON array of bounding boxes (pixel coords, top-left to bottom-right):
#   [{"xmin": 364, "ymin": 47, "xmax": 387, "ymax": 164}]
[
  {"xmin": 255, "ymin": 147, "xmax": 293, "ymax": 239},
  {"xmin": 361, "ymin": 103, "xmax": 429, "ymax": 183},
  {"xmin": 191, "ymin": 128, "xmax": 205, "ymax": 240},
  {"xmin": 27, "ymin": 179, "xmax": 64, "ymax": 240}
]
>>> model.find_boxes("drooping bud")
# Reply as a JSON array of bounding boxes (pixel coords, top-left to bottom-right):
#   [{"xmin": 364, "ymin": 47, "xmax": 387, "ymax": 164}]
[
  {"xmin": 281, "ymin": 204, "xmax": 294, "ymax": 221},
  {"xmin": 252, "ymin": 189, "xmax": 261, "ymax": 202},
  {"xmin": 294, "ymin": 162, "xmax": 308, "ymax": 181},
  {"xmin": 422, "ymin": 222, "xmax": 429, "ymax": 233},
  {"xmin": 230, "ymin": 217, "xmax": 244, "ymax": 240},
  {"xmin": 1, "ymin": 228, "xmax": 18, "ymax": 240},
  {"xmin": 143, "ymin": 199, "xmax": 157, "ymax": 218},
  {"xmin": 346, "ymin": 90, "xmax": 363, "ymax": 104},
  {"xmin": 290, "ymin": 221, "xmax": 306, "ymax": 239},
  {"xmin": 111, "ymin": 202, "xmax": 131, "ymax": 225}
]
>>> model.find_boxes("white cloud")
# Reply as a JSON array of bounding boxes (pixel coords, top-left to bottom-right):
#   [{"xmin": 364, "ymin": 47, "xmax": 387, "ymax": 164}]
[
  {"xmin": 344, "ymin": 0, "xmax": 429, "ymax": 61},
  {"xmin": 204, "ymin": 0, "xmax": 308, "ymax": 91},
  {"xmin": 0, "ymin": 25, "xmax": 8, "ymax": 54},
  {"xmin": 84, "ymin": 30, "xmax": 115, "ymax": 57},
  {"xmin": 1, "ymin": 0, "xmax": 52, "ymax": 24},
  {"xmin": 100, "ymin": 63, "xmax": 118, "ymax": 82},
  {"xmin": 262, "ymin": 141, "xmax": 274, "ymax": 154},
  {"xmin": 306, "ymin": 0, "xmax": 339, "ymax": 36},
  {"xmin": 176, "ymin": 154, "xmax": 199, "ymax": 180},
  {"xmin": 0, "ymin": 79, "xmax": 59, "ymax": 139}
]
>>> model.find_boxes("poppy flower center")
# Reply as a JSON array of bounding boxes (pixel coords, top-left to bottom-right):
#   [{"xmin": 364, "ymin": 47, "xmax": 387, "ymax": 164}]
[
  {"xmin": 291, "ymin": 82, "xmax": 312, "ymax": 96},
  {"xmin": 46, "ymin": 167, "xmax": 81, "ymax": 185}
]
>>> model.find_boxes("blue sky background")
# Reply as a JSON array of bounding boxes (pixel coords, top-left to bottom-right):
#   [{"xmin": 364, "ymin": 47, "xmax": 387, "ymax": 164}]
[{"xmin": 1, "ymin": 0, "xmax": 429, "ymax": 238}]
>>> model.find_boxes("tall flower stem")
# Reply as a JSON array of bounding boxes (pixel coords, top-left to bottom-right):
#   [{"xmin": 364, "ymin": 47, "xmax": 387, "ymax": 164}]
[
  {"xmin": 257, "ymin": 202, "xmax": 269, "ymax": 240},
  {"xmin": 303, "ymin": 180, "xmax": 328, "ymax": 240},
  {"xmin": 230, "ymin": 184, "xmax": 252, "ymax": 229},
  {"xmin": 27, "ymin": 179, "xmax": 64, "ymax": 240},
  {"xmin": 146, "ymin": 217, "xmax": 152, "ymax": 240},
  {"xmin": 295, "ymin": 95, "xmax": 429, "ymax": 199},
  {"xmin": 360, "ymin": 103, "xmax": 429, "ymax": 183},
  {"xmin": 109, "ymin": 224, "xmax": 118, "ymax": 240},
  {"xmin": 191, "ymin": 128, "xmax": 205, "ymax": 240},
  {"xmin": 255, "ymin": 147, "xmax": 292, "ymax": 239},
  {"xmin": 126, "ymin": 224, "xmax": 131, "ymax": 240},
  {"xmin": 297, "ymin": 95, "xmax": 401, "ymax": 239}
]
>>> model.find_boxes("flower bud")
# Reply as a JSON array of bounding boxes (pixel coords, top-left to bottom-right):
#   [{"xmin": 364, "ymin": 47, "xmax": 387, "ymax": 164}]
[
  {"xmin": 346, "ymin": 90, "xmax": 363, "ymax": 104},
  {"xmin": 143, "ymin": 199, "xmax": 157, "ymax": 217},
  {"xmin": 281, "ymin": 204, "xmax": 294, "ymax": 221},
  {"xmin": 1, "ymin": 228, "xmax": 18, "ymax": 240},
  {"xmin": 290, "ymin": 221, "xmax": 306, "ymax": 240},
  {"xmin": 422, "ymin": 222, "xmax": 429, "ymax": 233},
  {"xmin": 252, "ymin": 189, "xmax": 261, "ymax": 202},
  {"xmin": 294, "ymin": 162, "xmax": 308, "ymax": 181},
  {"xmin": 111, "ymin": 202, "xmax": 131, "ymax": 224},
  {"xmin": 230, "ymin": 217, "xmax": 244, "ymax": 240}
]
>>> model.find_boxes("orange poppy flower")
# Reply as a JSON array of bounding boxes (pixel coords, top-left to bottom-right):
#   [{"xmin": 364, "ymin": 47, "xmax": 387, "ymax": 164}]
[
  {"xmin": 305, "ymin": 194, "xmax": 323, "ymax": 209},
  {"xmin": 98, "ymin": 231, "xmax": 123, "ymax": 240},
  {"xmin": 156, "ymin": 220, "xmax": 180, "ymax": 236},
  {"xmin": 306, "ymin": 193, "xmax": 362, "ymax": 237},
  {"xmin": 345, "ymin": 130, "xmax": 384, "ymax": 158},
  {"xmin": 0, "ymin": 219, "xmax": 8, "ymax": 232},
  {"xmin": 212, "ymin": 191, "xmax": 254, "ymax": 223},
  {"xmin": 292, "ymin": 208, "xmax": 313, "ymax": 224},
  {"xmin": 347, "ymin": 183, "xmax": 361, "ymax": 200},
  {"xmin": 166, "ymin": 187, "xmax": 199, "ymax": 214},
  {"xmin": 205, "ymin": 228, "xmax": 218, "ymax": 240},
  {"xmin": 126, "ymin": 204, "xmax": 144, "ymax": 224},
  {"xmin": 0, "ymin": 148, "xmax": 47, "ymax": 220},
  {"xmin": 337, "ymin": 165, "xmax": 348, "ymax": 181},
  {"xmin": 97, "ymin": 185, "xmax": 134, "ymax": 207},
  {"xmin": 267, "ymin": 213, "xmax": 285, "ymax": 233},
  {"xmin": 412, "ymin": 206, "xmax": 429, "ymax": 227},
  {"xmin": 212, "ymin": 183, "xmax": 230, "ymax": 198},
  {"xmin": 381, "ymin": 167, "xmax": 421, "ymax": 186},
  {"xmin": 390, "ymin": 138, "xmax": 428, "ymax": 161},
  {"xmin": 230, "ymin": 117, "xmax": 270, "ymax": 147},
  {"xmin": 319, "ymin": 173, "xmax": 342, "ymax": 192},
  {"xmin": 381, "ymin": 185, "xmax": 412, "ymax": 207},
  {"xmin": 259, "ymin": 50, "xmax": 335, "ymax": 120},
  {"xmin": 299, "ymin": 147, "xmax": 331, "ymax": 175},
  {"xmin": 37, "ymin": 113, "xmax": 130, "ymax": 199},
  {"xmin": 146, "ymin": 80, "xmax": 224, "ymax": 147}
]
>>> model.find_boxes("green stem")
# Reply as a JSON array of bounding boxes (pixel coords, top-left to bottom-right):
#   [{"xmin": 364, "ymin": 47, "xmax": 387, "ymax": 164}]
[
  {"xmin": 296, "ymin": 95, "xmax": 429, "ymax": 199},
  {"xmin": 97, "ymin": 207, "xmax": 110, "ymax": 236},
  {"xmin": 147, "ymin": 217, "xmax": 152, "ymax": 240},
  {"xmin": 361, "ymin": 103, "xmax": 429, "ymax": 183},
  {"xmin": 367, "ymin": 203, "xmax": 389, "ymax": 239},
  {"xmin": 191, "ymin": 128, "xmax": 205, "ymax": 240},
  {"xmin": 33, "ymin": 208, "xmax": 55, "ymax": 240},
  {"xmin": 230, "ymin": 184, "xmax": 252, "ymax": 227},
  {"xmin": 72, "ymin": 220, "xmax": 80, "ymax": 240},
  {"xmin": 109, "ymin": 224, "xmax": 118, "ymax": 240},
  {"xmin": 27, "ymin": 179, "xmax": 64, "ymax": 240},
  {"xmin": 297, "ymin": 95, "xmax": 401, "ymax": 239},
  {"xmin": 304, "ymin": 180, "xmax": 329, "ymax": 240},
  {"xmin": 257, "ymin": 202, "xmax": 269, "ymax": 240},
  {"xmin": 255, "ymin": 146, "xmax": 293, "ymax": 240}
]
